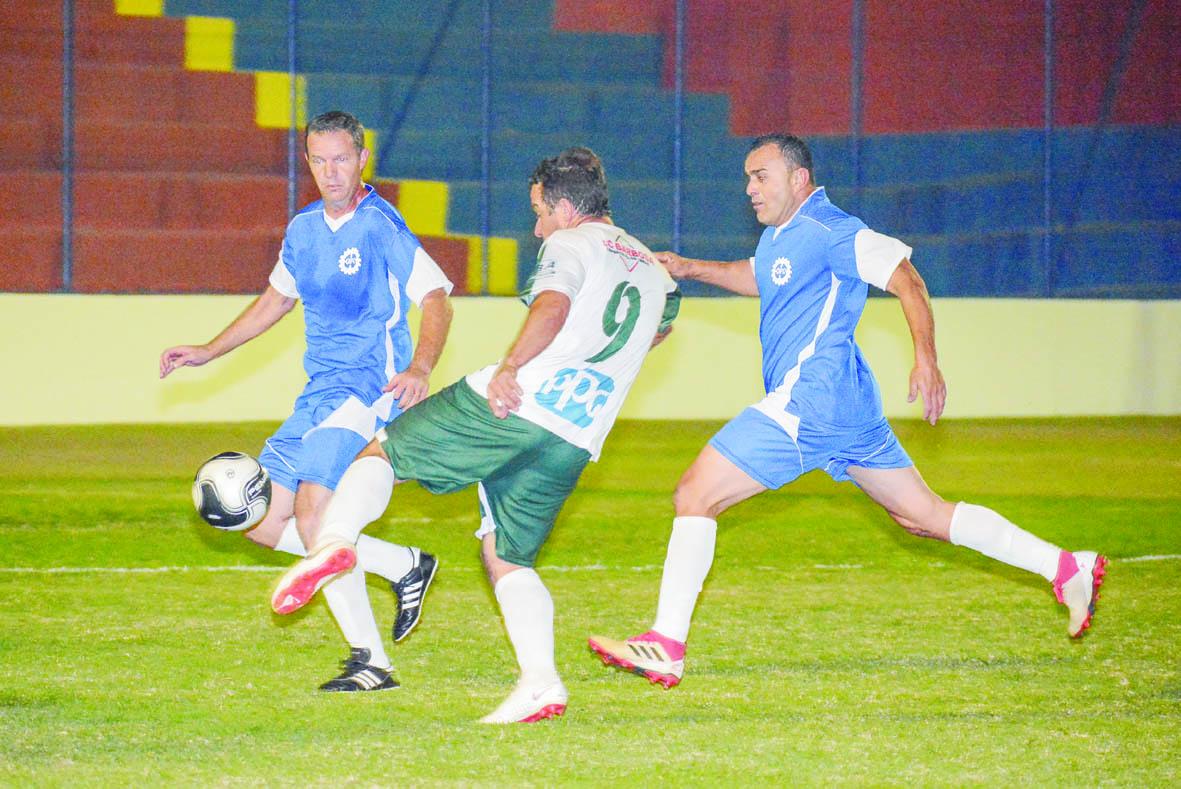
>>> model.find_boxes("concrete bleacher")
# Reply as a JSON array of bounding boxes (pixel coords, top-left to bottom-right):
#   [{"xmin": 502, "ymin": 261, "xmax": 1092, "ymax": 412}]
[
  {"xmin": 6, "ymin": 0, "xmax": 1176, "ymax": 298},
  {"xmin": 0, "ymin": 0, "xmax": 476, "ymax": 294}
]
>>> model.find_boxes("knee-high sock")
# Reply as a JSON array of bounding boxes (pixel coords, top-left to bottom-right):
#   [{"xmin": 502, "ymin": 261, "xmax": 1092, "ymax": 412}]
[
  {"xmin": 651, "ymin": 516, "xmax": 718, "ymax": 643},
  {"xmin": 494, "ymin": 568, "xmax": 559, "ymax": 686},
  {"xmin": 949, "ymin": 502, "xmax": 1061, "ymax": 581},
  {"xmin": 321, "ymin": 565, "xmax": 391, "ymax": 669},
  {"xmin": 317, "ymin": 456, "xmax": 397, "ymax": 548},
  {"xmin": 274, "ymin": 518, "xmax": 415, "ymax": 582}
]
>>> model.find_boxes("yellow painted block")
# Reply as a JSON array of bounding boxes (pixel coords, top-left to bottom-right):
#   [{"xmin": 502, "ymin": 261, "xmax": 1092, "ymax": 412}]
[
  {"xmin": 486, "ymin": 236, "xmax": 520, "ymax": 295},
  {"xmin": 362, "ymin": 129, "xmax": 377, "ymax": 182},
  {"xmin": 464, "ymin": 235, "xmax": 521, "ymax": 296},
  {"xmin": 396, "ymin": 180, "xmax": 449, "ymax": 236},
  {"xmin": 255, "ymin": 72, "xmax": 307, "ymax": 129},
  {"xmin": 115, "ymin": 0, "xmax": 163, "ymax": 16},
  {"xmin": 184, "ymin": 17, "xmax": 235, "ymax": 72}
]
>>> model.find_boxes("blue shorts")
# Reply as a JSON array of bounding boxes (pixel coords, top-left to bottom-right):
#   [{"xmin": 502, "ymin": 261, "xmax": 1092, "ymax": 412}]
[
  {"xmin": 709, "ymin": 407, "xmax": 912, "ymax": 490},
  {"xmin": 259, "ymin": 385, "xmax": 400, "ymax": 493}
]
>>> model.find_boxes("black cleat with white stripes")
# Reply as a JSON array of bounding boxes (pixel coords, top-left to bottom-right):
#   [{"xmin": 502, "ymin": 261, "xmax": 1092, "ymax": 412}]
[
  {"xmin": 318, "ymin": 648, "xmax": 399, "ymax": 692},
  {"xmin": 391, "ymin": 551, "xmax": 438, "ymax": 642}
]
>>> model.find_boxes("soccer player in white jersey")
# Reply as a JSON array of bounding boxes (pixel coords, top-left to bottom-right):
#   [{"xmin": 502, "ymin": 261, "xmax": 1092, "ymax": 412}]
[
  {"xmin": 160, "ymin": 111, "xmax": 453, "ymax": 692},
  {"xmin": 269, "ymin": 147, "xmax": 682, "ymax": 723},
  {"xmin": 589, "ymin": 133, "xmax": 1107, "ymax": 689}
]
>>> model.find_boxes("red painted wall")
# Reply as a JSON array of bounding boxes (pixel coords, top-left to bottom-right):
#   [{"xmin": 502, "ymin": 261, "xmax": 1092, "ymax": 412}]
[{"xmin": 554, "ymin": 0, "xmax": 1179, "ymax": 135}]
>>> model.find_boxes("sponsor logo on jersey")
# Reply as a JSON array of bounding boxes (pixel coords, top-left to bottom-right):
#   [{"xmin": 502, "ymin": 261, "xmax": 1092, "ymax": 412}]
[
  {"xmin": 339, "ymin": 247, "xmax": 362, "ymax": 275},
  {"xmin": 602, "ymin": 236, "xmax": 653, "ymax": 272},
  {"xmin": 771, "ymin": 256, "xmax": 792, "ymax": 286},
  {"xmin": 536, "ymin": 367, "xmax": 615, "ymax": 427}
]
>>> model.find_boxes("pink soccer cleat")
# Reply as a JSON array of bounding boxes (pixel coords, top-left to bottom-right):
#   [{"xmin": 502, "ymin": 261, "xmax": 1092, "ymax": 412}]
[
  {"xmin": 1053, "ymin": 550, "xmax": 1108, "ymax": 637},
  {"xmin": 271, "ymin": 540, "xmax": 357, "ymax": 615},
  {"xmin": 588, "ymin": 630, "xmax": 685, "ymax": 688},
  {"xmin": 479, "ymin": 680, "xmax": 568, "ymax": 724}
]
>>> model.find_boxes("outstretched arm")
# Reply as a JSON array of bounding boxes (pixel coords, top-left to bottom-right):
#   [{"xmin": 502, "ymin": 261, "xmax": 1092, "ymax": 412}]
[
  {"xmin": 384, "ymin": 287, "xmax": 454, "ymax": 409},
  {"xmin": 485, "ymin": 290, "xmax": 572, "ymax": 419},
  {"xmin": 655, "ymin": 251, "xmax": 758, "ymax": 296},
  {"xmin": 885, "ymin": 258, "xmax": 946, "ymax": 425},
  {"xmin": 159, "ymin": 285, "xmax": 297, "ymax": 378}
]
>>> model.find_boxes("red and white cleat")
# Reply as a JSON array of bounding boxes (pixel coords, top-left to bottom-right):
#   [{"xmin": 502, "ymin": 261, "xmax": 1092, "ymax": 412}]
[
  {"xmin": 1053, "ymin": 550, "xmax": 1108, "ymax": 637},
  {"xmin": 271, "ymin": 540, "xmax": 357, "ymax": 615},
  {"xmin": 479, "ymin": 680, "xmax": 568, "ymax": 724},
  {"xmin": 588, "ymin": 630, "xmax": 685, "ymax": 689}
]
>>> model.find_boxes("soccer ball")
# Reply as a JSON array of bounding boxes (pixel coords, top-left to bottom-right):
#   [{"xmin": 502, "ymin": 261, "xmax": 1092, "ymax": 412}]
[{"xmin": 191, "ymin": 451, "xmax": 272, "ymax": 531}]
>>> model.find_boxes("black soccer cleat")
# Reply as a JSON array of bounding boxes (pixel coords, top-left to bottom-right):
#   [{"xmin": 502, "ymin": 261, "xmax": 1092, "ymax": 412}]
[
  {"xmin": 318, "ymin": 648, "xmax": 399, "ymax": 692},
  {"xmin": 391, "ymin": 551, "xmax": 438, "ymax": 642}
]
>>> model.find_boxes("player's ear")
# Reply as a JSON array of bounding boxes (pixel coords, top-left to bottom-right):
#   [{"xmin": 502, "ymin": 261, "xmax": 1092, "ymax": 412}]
[
  {"xmin": 358, "ymin": 146, "xmax": 370, "ymax": 170},
  {"xmin": 557, "ymin": 197, "xmax": 577, "ymax": 226}
]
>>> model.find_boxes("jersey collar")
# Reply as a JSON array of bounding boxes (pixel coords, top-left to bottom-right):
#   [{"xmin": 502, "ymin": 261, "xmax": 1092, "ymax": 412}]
[
  {"xmin": 772, "ymin": 186, "xmax": 825, "ymax": 241},
  {"xmin": 323, "ymin": 183, "xmax": 374, "ymax": 232}
]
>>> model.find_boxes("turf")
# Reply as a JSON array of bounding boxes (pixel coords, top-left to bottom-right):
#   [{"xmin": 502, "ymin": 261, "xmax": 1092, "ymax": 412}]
[{"xmin": 1, "ymin": 419, "xmax": 1178, "ymax": 786}]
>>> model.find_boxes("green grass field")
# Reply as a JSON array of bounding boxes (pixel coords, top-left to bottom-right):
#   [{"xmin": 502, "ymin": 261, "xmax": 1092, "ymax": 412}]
[{"xmin": 1, "ymin": 419, "xmax": 1178, "ymax": 786}]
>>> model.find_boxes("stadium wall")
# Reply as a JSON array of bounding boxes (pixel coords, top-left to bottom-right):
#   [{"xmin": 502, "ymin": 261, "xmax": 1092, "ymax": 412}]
[{"xmin": 2, "ymin": 294, "xmax": 1178, "ymax": 426}]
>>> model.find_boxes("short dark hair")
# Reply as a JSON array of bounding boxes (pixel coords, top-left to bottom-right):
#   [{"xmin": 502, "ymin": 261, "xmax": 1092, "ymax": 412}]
[
  {"xmin": 305, "ymin": 110, "xmax": 365, "ymax": 153},
  {"xmin": 529, "ymin": 146, "xmax": 611, "ymax": 217},
  {"xmin": 750, "ymin": 133, "xmax": 813, "ymax": 176}
]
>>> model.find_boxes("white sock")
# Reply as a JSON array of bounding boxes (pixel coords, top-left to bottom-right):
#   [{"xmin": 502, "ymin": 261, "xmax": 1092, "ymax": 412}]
[
  {"xmin": 321, "ymin": 565, "xmax": 390, "ymax": 670},
  {"xmin": 273, "ymin": 517, "xmax": 306, "ymax": 556},
  {"xmin": 273, "ymin": 518, "xmax": 416, "ymax": 583},
  {"xmin": 651, "ymin": 516, "xmax": 718, "ymax": 643},
  {"xmin": 357, "ymin": 538, "xmax": 416, "ymax": 582},
  {"xmin": 494, "ymin": 568, "xmax": 559, "ymax": 686},
  {"xmin": 949, "ymin": 502, "xmax": 1061, "ymax": 581},
  {"xmin": 317, "ymin": 456, "xmax": 396, "ymax": 548}
]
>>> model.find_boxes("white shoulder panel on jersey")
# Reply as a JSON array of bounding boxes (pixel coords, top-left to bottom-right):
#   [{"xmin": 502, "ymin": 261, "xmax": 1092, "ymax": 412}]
[
  {"xmin": 268, "ymin": 257, "xmax": 300, "ymax": 299},
  {"xmin": 854, "ymin": 229, "xmax": 912, "ymax": 290},
  {"xmin": 405, "ymin": 246, "xmax": 454, "ymax": 306},
  {"xmin": 532, "ymin": 232, "xmax": 588, "ymax": 301}
]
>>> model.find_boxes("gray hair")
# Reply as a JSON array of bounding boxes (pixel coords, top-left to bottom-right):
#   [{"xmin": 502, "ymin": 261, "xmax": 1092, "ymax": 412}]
[{"xmin": 305, "ymin": 110, "xmax": 365, "ymax": 153}]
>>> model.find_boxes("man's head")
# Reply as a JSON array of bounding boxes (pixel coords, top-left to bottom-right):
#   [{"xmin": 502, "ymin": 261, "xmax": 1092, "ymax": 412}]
[
  {"xmin": 528, "ymin": 147, "xmax": 610, "ymax": 239},
  {"xmin": 744, "ymin": 133, "xmax": 815, "ymax": 227},
  {"xmin": 305, "ymin": 111, "xmax": 369, "ymax": 215}
]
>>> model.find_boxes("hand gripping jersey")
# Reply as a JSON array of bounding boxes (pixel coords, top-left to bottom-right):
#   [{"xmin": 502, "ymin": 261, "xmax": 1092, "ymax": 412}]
[
  {"xmin": 750, "ymin": 187, "xmax": 911, "ymax": 438},
  {"xmin": 268, "ymin": 184, "xmax": 452, "ymax": 431},
  {"xmin": 466, "ymin": 222, "xmax": 679, "ymax": 460}
]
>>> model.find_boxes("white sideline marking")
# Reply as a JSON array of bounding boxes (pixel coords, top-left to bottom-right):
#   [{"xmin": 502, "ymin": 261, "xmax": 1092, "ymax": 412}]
[{"xmin": 0, "ymin": 555, "xmax": 1174, "ymax": 575}]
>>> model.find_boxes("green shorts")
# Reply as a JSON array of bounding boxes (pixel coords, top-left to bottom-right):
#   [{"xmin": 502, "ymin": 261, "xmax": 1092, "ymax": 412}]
[{"xmin": 377, "ymin": 380, "xmax": 591, "ymax": 566}]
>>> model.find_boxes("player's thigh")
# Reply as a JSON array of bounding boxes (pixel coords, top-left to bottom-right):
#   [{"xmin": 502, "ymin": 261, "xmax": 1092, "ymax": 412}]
[
  {"xmin": 246, "ymin": 482, "xmax": 296, "ymax": 548},
  {"xmin": 479, "ymin": 438, "xmax": 591, "ymax": 568},
  {"xmin": 675, "ymin": 444, "xmax": 768, "ymax": 518},
  {"xmin": 846, "ymin": 464, "xmax": 953, "ymax": 539}
]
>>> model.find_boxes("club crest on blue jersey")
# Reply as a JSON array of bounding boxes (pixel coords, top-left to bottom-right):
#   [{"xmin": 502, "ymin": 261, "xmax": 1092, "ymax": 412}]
[
  {"xmin": 536, "ymin": 367, "xmax": 615, "ymax": 427},
  {"xmin": 338, "ymin": 247, "xmax": 362, "ymax": 275},
  {"xmin": 771, "ymin": 257, "xmax": 792, "ymax": 286}
]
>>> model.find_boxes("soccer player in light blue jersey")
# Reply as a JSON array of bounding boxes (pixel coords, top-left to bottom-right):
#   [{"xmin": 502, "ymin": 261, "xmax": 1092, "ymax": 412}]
[
  {"xmin": 160, "ymin": 111, "xmax": 453, "ymax": 692},
  {"xmin": 590, "ymin": 133, "xmax": 1107, "ymax": 689}
]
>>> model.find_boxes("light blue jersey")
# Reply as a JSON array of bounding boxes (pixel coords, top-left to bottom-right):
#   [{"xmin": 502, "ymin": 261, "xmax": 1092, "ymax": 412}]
[
  {"xmin": 708, "ymin": 187, "xmax": 914, "ymax": 489},
  {"xmin": 749, "ymin": 187, "xmax": 911, "ymax": 437},
  {"xmin": 261, "ymin": 184, "xmax": 452, "ymax": 492}
]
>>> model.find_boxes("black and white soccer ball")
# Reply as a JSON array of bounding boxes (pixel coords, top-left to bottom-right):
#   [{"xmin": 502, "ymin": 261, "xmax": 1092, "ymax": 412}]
[{"xmin": 191, "ymin": 451, "xmax": 272, "ymax": 531}]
